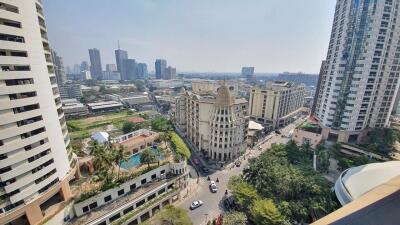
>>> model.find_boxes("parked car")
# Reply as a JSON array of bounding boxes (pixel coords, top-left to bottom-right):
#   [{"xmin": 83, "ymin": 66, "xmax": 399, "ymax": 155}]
[
  {"xmin": 201, "ymin": 166, "xmax": 209, "ymax": 173},
  {"xmin": 190, "ymin": 200, "xmax": 203, "ymax": 210},
  {"xmin": 210, "ymin": 181, "xmax": 218, "ymax": 193}
]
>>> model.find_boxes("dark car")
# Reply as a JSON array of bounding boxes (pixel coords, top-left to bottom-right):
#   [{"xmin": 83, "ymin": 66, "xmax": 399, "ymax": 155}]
[
  {"xmin": 275, "ymin": 130, "xmax": 282, "ymax": 135},
  {"xmin": 201, "ymin": 166, "xmax": 209, "ymax": 173}
]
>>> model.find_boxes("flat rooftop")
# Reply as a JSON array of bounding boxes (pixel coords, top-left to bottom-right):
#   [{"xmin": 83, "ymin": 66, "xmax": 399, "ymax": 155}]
[{"xmin": 87, "ymin": 101, "xmax": 123, "ymax": 109}]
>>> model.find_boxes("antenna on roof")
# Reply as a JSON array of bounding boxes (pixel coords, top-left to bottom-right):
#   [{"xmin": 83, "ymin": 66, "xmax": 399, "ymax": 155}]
[{"xmin": 118, "ymin": 40, "xmax": 120, "ymax": 50}]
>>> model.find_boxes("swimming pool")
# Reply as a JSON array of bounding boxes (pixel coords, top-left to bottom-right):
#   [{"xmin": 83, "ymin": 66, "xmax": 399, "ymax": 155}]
[{"xmin": 119, "ymin": 147, "xmax": 164, "ymax": 170}]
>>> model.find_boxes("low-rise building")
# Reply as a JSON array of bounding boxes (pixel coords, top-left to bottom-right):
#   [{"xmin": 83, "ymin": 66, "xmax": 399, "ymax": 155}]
[
  {"xmin": 102, "ymin": 71, "xmax": 121, "ymax": 80},
  {"xmin": 59, "ymin": 82, "xmax": 83, "ymax": 100},
  {"xmin": 191, "ymin": 80, "xmax": 238, "ymax": 95},
  {"xmin": 248, "ymin": 121, "xmax": 264, "ymax": 147},
  {"xmin": 172, "ymin": 84, "xmax": 249, "ymax": 162},
  {"xmin": 62, "ymin": 98, "xmax": 89, "ymax": 118},
  {"xmin": 148, "ymin": 79, "xmax": 184, "ymax": 89},
  {"xmin": 113, "ymin": 129, "xmax": 159, "ymax": 154},
  {"xmin": 87, "ymin": 101, "xmax": 124, "ymax": 113},
  {"xmin": 105, "ymin": 93, "xmax": 155, "ymax": 111},
  {"xmin": 249, "ymin": 81, "xmax": 306, "ymax": 130}
]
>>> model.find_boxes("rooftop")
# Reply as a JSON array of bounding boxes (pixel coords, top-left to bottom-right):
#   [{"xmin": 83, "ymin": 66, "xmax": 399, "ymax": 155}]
[
  {"xmin": 335, "ymin": 161, "xmax": 400, "ymax": 205},
  {"xmin": 127, "ymin": 117, "xmax": 146, "ymax": 123},
  {"xmin": 87, "ymin": 101, "xmax": 123, "ymax": 109}
]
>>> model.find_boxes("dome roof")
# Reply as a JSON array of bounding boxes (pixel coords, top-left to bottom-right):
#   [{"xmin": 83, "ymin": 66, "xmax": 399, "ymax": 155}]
[
  {"xmin": 334, "ymin": 161, "xmax": 400, "ymax": 205},
  {"xmin": 215, "ymin": 85, "xmax": 234, "ymax": 106}
]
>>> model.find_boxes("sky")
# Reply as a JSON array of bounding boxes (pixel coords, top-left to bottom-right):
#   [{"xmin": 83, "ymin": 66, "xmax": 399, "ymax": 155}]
[{"xmin": 44, "ymin": 0, "xmax": 336, "ymax": 74}]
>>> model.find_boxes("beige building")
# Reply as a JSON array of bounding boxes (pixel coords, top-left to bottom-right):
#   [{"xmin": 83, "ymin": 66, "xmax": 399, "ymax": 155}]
[
  {"xmin": 0, "ymin": 1, "xmax": 78, "ymax": 224},
  {"xmin": 191, "ymin": 80, "xmax": 238, "ymax": 95},
  {"xmin": 249, "ymin": 81, "xmax": 305, "ymax": 130},
  {"xmin": 173, "ymin": 85, "xmax": 248, "ymax": 162}
]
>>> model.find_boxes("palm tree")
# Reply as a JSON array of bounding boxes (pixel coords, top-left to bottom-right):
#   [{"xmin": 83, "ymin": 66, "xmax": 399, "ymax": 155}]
[
  {"xmin": 156, "ymin": 132, "xmax": 170, "ymax": 152},
  {"xmin": 114, "ymin": 145, "xmax": 131, "ymax": 179},
  {"xmin": 140, "ymin": 148, "xmax": 155, "ymax": 169},
  {"xmin": 153, "ymin": 147, "xmax": 164, "ymax": 166}
]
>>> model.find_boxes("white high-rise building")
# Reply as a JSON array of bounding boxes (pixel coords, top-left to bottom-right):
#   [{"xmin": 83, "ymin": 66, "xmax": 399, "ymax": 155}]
[
  {"xmin": 313, "ymin": 0, "xmax": 400, "ymax": 143},
  {"xmin": 0, "ymin": 1, "xmax": 78, "ymax": 224}
]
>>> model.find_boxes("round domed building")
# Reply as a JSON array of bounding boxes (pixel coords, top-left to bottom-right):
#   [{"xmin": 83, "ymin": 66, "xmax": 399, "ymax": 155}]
[{"xmin": 172, "ymin": 83, "xmax": 249, "ymax": 162}]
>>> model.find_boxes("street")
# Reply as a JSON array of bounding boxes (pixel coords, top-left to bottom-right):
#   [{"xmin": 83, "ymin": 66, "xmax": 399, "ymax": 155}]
[{"xmin": 179, "ymin": 118, "xmax": 305, "ymax": 224}]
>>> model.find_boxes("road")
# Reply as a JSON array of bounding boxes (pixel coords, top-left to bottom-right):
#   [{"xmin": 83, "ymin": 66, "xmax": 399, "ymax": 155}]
[{"xmin": 179, "ymin": 118, "xmax": 306, "ymax": 224}]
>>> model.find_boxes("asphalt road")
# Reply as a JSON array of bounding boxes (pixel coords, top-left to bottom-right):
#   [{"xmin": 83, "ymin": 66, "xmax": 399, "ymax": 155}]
[{"xmin": 178, "ymin": 119, "xmax": 307, "ymax": 225}]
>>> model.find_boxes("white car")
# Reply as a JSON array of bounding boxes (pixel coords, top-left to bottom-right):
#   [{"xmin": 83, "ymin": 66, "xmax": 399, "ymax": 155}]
[
  {"xmin": 190, "ymin": 200, "xmax": 203, "ymax": 210},
  {"xmin": 210, "ymin": 181, "xmax": 218, "ymax": 193}
]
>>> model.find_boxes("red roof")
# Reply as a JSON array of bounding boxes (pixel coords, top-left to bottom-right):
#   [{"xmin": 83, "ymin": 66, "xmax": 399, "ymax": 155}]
[{"xmin": 127, "ymin": 117, "xmax": 145, "ymax": 123}]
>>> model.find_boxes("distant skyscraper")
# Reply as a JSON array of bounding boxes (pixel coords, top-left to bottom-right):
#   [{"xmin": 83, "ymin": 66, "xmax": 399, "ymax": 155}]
[
  {"xmin": 88, "ymin": 48, "xmax": 103, "ymax": 80},
  {"xmin": 80, "ymin": 61, "xmax": 89, "ymax": 72},
  {"xmin": 0, "ymin": 1, "xmax": 76, "ymax": 224},
  {"xmin": 115, "ymin": 48, "xmax": 128, "ymax": 80},
  {"xmin": 106, "ymin": 64, "xmax": 117, "ymax": 72},
  {"xmin": 136, "ymin": 63, "xmax": 148, "ymax": 79},
  {"xmin": 155, "ymin": 59, "xmax": 167, "ymax": 79},
  {"xmin": 123, "ymin": 59, "xmax": 137, "ymax": 80},
  {"xmin": 313, "ymin": 0, "xmax": 400, "ymax": 143},
  {"xmin": 65, "ymin": 65, "xmax": 72, "ymax": 74},
  {"xmin": 165, "ymin": 66, "xmax": 176, "ymax": 80},
  {"xmin": 51, "ymin": 49, "xmax": 67, "ymax": 84},
  {"xmin": 241, "ymin": 67, "xmax": 255, "ymax": 81},
  {"xmin": 73, "ymin": 63, "xmax": 80, "ymax": 74}
]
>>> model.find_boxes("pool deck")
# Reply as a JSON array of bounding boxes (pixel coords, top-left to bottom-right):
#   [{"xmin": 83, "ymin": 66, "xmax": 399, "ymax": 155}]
[{"xmin": 118, "ymin": 134, "xmax": 158, "ymax": 154}]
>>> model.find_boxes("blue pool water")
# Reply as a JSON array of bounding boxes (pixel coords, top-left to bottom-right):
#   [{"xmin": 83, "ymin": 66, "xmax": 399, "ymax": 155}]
[{"xmin": 119, "ymin": 147, "xmax": 164, "ymax": 170}]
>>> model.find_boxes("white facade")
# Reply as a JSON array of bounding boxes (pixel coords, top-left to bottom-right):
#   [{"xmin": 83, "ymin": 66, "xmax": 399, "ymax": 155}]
[
  {"xmin": 0, "ymin": 0, "xmax": 74, "ymax": 223},
  {"xmin": 191, "ymin": 80, "xmax": 239, "ymax": 96},
  {"xmin": 314, "ymin": 0, "xmax": 400, "ymax": 141}
]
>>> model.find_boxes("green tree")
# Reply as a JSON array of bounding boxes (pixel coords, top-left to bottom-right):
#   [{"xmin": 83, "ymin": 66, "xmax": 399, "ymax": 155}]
[
  {"xmin": 151, "ymin": 117, "xmax": 173, "ymax": 132},
  {"xmin": 71, "ymin": 139, "xmax": 85, "ymax": 157},
  {"xmin": 89, "ymin": 141, "xmax": 113, "ymax": 176},
  {"xmin": 228, "ymin": 176, "xmax": 259, "ymax": 209},
  {"xmin": 249, "ymin": 199, "xmax": 288, "ymax": 225},
  {"xmin": 317, "ymin": 149, "xmax": 330, "ymax": 174},
  {"xmin": 143, "ymin": 205, "xmax": 193, "ymax": 225},
  {"xmin": 140, "ymin": 148, "xmax": 155, "ymax": 168},
  {"xmin": 122, "ymin": 121, "xmax": 134, "ymax": 134},
  {"xmin": 133, "ymin": 80, "xmax": 145, "ymax": 92},
  {"xmin": 113, "ymin": 145, "xmax": 131, "ymax": 179},
  {"xmin": 223, "ymin": 211, "xmax": 247, "ymax": 225},
  {"xmin": 169, "ymin": 132, "xmax": 191, "ymax": 159},
  {"xmin": 156, "ymin": 132, "xmax": 171, "ymax": 152}
]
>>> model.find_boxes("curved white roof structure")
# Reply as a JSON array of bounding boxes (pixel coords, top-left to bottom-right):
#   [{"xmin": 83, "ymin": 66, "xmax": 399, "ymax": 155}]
[
  {"xmin": 91, "ymin": 131, "xmax": 110, "ymax": 144},
  {"xmin": 335, "ymin": 161, "xmax": 400, "ymax": 205}
]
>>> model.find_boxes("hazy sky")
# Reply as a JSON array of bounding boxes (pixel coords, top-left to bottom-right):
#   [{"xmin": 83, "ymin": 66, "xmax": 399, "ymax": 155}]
[{"xmin": 44, "ymin": 0, "xmax": 336, "ymax": 73}]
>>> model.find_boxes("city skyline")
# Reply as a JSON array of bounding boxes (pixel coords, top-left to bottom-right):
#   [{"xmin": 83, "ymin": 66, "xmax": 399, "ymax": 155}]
[{"xmin": 43, "ymin": 0, "xmax": 336, "ymax": 73}]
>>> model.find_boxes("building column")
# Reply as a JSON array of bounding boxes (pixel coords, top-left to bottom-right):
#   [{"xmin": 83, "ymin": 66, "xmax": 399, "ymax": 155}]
[
  {"xmin": 60, "ymin": 181, "xmax": 72, "ymax": 202},
  {"xmin": 25, "ymin": 203, "xmax": 44, "ymax": 225}
]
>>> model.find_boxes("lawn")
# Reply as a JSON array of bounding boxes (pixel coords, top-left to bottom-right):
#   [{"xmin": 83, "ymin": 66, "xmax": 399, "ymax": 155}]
[{"xmin": 67, "ymin": 110, "xmax": 155, "ymax": 140}]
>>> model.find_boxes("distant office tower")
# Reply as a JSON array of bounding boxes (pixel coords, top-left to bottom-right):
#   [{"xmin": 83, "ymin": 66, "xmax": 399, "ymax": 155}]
[
  {"xmin": 0, "ymin": 1, "xmax": 77, "ymax": 224},
  {"xmin": 80, "ymin": 60, "xmax": 89, "ymax": 72},
  {"xmin": 115, "ymin": 48, "xmax": 128, "ymax": 80},
  {"xmin": 65, "ymin": 65, "xmax": 72, "ymax": 74},
  {"xmin": 249, "ymin": 81, "xmax": 305, "ymax": 129},
  {"xmin": 155, "ymin": 59, "xmax": 167, "ymax": 79},
  {"xmin": 241, "ymin": 67, "xmax": 255, "ymax": 81},
  {"xmin": 278, "ymin": 72, "xmax": 319, "ymax": 86},
  {"xmin": 106, "ymin": 64, "xmax": 117, "ymax": 72},
  {"xmin": 88, "ymin": 48, "xmax": 103, "ymax": 80},
  {"xmin": 51, "ymin": 49, "xmax": 67, "ymax": 84},
  {"xmin": 136, "ymin": 63, "xmax": 148, "ymax": 79},
  {"xmin": 165, "ymin": 66, "xmax": 176, "ymax": 80},
  {"xmin": 313, "ymin": 0, "xmax": 400, "ymax": 143},
  {"xmin": 102, "ymin": 71, "xmax": 121, "ymax": 80},
  {"xmin": 73, "ymin": 63, "xmax": 80, "ymax": 74},
  {"xmin": 123, "ymin": 59, "xmax": 137, "ymax": 80}
]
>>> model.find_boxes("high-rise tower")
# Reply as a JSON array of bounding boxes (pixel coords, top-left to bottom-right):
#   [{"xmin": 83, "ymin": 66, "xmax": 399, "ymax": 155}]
[
  {"xmin": 88, "ymin": 48, "xmax": 102, "ymax": 80},
  {"xmin": 115, "ymin": 46, "xmax": 128, "ymax": 80},
  {"xmin": 50, "ymin": 50, "xmax": 66, "ymax": 85},
  {"xmin": 313, "ymin": 0, "xmax": 400, "ymax": 142},
  {"xmin": 155, "ymin": 59, "xmax": 167, "ymax": 79},
  {"xmin": 0, "ymin": 1, "xmax": 77, "ymax": 224}
]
